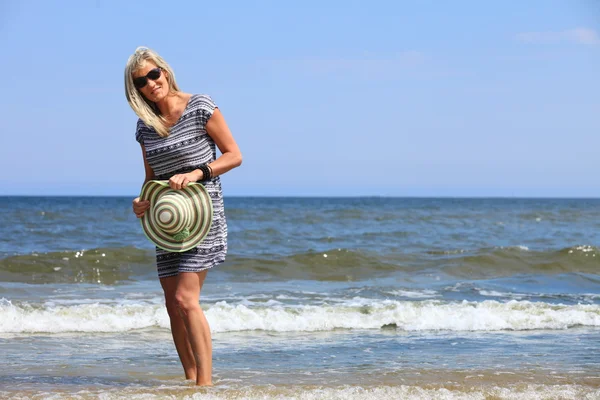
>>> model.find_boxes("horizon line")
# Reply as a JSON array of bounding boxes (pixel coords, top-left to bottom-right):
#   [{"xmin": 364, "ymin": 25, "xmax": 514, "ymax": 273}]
[{"xmin": 1, "ymin": 194, "xmax": 600, "ymax": 200}]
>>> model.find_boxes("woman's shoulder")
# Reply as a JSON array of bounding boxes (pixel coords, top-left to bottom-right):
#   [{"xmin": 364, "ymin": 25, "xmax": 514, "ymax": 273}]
[
  {"xmin": 136, "ymin": 118, "xmax": 152, "ymax": 131},
  {"xmin": 188, "ymin": 93, "xmax": 217, "ymax": 112},
  {"xmin": 136, "ymin": 118, "xmax": 159, "ymax": 137}
]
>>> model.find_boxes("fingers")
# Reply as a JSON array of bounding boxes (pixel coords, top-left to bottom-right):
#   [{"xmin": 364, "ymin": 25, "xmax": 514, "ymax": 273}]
[
  {"xmin": 168, "ymin": 175, "xmax": 180, "ymax": 189},
  {"xmin": 132, "ymin": 197, "xmax": 150, "ymax": 218},
  {"xmin": 168, "ymin": 175, "xmax": 190, "ymax": 190},
  {"xmin": 134, "ymin": 208, "xmax": 148, "ymax": 218},
  {"xmin": 133, "ymin": 200, "xmax": 150, "ymax": 211},
  {"xmin": 134, "ymin": 202, "xmax": 150, "ymax": 212}
]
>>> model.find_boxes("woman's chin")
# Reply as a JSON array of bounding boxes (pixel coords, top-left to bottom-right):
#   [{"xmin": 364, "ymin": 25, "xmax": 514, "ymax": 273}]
[{"xmin": 148, "ymin": 91, "xmax": 166, "ymax": 102}]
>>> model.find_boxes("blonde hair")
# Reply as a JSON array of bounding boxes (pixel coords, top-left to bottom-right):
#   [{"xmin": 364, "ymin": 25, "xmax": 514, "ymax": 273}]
[{"xmin": 124, "ymin": 47, "xmax": 181, "ymax": 137}]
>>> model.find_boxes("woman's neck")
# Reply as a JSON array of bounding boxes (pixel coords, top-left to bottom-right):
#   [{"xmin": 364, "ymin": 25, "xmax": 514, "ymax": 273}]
[{"xmin": 155, "ymin": 91, "xmax": 182, "ymax": 117}]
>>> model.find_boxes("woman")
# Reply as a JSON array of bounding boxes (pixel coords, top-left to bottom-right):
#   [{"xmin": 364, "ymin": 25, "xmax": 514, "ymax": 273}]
[{"xmin": 125, "ymin": 46, "xmax": 242, "ymax": 386}]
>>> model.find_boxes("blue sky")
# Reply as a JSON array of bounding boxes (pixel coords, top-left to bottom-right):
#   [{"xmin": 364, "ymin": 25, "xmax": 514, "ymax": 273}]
[{"xmin": 1, "ymin": 0, "xmax": 598, "ymax": 197}]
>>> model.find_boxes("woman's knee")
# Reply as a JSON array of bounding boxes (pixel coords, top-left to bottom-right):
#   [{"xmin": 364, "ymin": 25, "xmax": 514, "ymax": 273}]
[
  {"xmin": 165, "ymin": 299, "xmax": 180, "ymax": 318},
  {"xmin": 160, "ymin": 276, "xmax": 180, "ymax": 317},
  {"xmin": 174, "ymin": 290, "xmax": 200, "ymax": 315}
]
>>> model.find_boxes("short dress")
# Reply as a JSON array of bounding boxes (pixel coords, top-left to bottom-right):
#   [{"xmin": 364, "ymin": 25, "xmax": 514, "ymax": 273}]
[{"xmin": 135, "ymin": 94, "xmax": 228, "ymax": 278}]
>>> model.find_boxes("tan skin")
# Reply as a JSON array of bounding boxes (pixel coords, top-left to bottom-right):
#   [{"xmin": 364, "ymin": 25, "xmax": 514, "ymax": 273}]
[{"xmin": 131, "ymin": 61, "xmax": 242, "ymax": 386}]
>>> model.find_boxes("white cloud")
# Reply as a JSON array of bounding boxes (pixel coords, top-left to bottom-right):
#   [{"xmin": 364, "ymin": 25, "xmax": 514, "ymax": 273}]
[{"xmin": 516, "ymin": 27, "xmax": 600, "ymax": 45}]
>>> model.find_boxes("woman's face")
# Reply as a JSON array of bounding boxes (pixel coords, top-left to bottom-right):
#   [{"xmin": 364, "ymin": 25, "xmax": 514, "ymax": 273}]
[{"xmin": 133, "ymin": 61, "xmax": 169, "ymax": 102}]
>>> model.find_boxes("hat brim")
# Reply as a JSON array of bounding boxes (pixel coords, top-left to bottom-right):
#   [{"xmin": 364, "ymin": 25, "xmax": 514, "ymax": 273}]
[{"xmin": 139, "ymin": 181, "xmax": 213, "ymax": 252}]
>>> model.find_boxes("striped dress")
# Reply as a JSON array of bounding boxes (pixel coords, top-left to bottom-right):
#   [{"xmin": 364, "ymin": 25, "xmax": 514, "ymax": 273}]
[{"xmin": 135, "ymin": 94, "xmax": 227, "ymax": 278}]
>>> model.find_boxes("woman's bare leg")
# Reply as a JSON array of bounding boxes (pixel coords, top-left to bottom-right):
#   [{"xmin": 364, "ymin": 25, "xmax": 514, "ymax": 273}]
[
  {"xmin": 174, "ymin": 270, "xmax": 212, "ymax": 386},
  {"xmin": 160, "ymin": 276, "xmax": 197, "ymax": 380}
]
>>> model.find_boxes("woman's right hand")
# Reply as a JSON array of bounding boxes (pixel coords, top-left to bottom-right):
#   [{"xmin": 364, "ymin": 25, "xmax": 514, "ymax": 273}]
[{"xmin": 133, "ymin": 197, "xmax": 150, "ymax": 218}]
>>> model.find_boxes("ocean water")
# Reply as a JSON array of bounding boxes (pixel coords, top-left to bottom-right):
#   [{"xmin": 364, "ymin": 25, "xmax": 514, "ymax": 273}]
[{"xmin": 0, "ymin": 196, "xmax": 599, "ymax": 400}]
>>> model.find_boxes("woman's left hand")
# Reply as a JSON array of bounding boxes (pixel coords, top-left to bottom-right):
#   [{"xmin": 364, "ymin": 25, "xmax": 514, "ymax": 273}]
[{"xmin": 168, "ymin": 171, "xmax": 200, "ymax": 190}]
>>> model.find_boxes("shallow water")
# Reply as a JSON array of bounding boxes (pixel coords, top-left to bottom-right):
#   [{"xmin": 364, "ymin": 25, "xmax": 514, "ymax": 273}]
[{"xmin": 1, "ymin": 196, "xmax": 599, "ymax": 399}]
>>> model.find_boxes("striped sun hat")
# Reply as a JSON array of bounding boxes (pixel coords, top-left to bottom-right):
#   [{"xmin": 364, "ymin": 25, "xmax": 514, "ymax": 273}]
[{"xmin": 139, "ymin": 180, "xmax": 213, "ymax": 252}]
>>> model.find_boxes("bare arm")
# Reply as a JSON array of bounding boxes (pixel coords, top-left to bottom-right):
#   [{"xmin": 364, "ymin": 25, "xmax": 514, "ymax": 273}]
[
  {"xmin": 171, "ymin": 107, "xmax": 242, "ymax": 189},
  {"xmin": 133, "ymin": 144, "xmax": 155, "ymax": 218},
  {"xmin": 177, "ymin": 108, "xmax": 242, "ymax": 189},
  {"xmin": 141, "ymin": 144, "xmax": 156, "ymax": 184},
  {"xmin": 204, "ymin": 108, "xmax": 242, "ymax": 177}
]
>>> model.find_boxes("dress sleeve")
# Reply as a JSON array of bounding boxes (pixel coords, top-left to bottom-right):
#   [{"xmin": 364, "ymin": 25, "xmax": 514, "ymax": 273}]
[
  {"xmin": 135, "ymin": 119, "xmax": 145, "ymax": 145},
  {"xmin": 197, "ymin": 95, "xmax": 217, "ymax": 130}
]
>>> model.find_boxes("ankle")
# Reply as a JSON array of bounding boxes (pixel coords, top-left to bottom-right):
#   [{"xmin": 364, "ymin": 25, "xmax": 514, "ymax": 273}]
[{"xmin": 185, "ymin": 368, "xmax": 197, "ymax": 381}]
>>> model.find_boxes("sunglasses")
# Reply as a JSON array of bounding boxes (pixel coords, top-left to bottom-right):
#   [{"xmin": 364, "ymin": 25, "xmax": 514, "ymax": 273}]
[{"xmin": 133, "ymin": 67, "xmax": 162, "ymax": 89}]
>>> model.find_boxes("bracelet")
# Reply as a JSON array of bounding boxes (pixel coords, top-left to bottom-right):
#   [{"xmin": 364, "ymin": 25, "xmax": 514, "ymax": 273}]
[
  {"xmin": 197, "ymin": 164, "xmax": 212, "ymax": 182},
  {"xmin": 199, "ymin": 165, "xmax": 208, "ymax": 182}
]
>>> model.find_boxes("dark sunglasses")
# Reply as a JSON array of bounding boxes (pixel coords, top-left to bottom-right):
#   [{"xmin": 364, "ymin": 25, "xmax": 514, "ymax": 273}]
[{"xmin": 133, "ymin": 67, "xmax": 162, "ymax": 89}]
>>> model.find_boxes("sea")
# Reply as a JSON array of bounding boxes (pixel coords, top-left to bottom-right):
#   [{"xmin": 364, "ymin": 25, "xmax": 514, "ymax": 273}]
[{"xmin": 0, "ymin": 196, "xmax": 599, "ymax": 399}]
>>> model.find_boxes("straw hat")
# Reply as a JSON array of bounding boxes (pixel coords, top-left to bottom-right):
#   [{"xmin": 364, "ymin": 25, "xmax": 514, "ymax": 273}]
[{"xmin": 139, "ymin": 180, "xmax": 213, "ymax": 252}]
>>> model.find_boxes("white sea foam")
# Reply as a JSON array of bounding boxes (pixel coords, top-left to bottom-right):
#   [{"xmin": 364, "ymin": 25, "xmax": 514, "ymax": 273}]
[
  {"xmin": 2, "ymin": 384, "xmax": 599, "ymax": 400},
  {"xmin": 478, "ymin": 290, "xmax": 508, "ymax": 297},
  {"xmin": 477, "ymin": 290, "xmax": 600, "ymax": 303},
  {"xmin": 386, "ymin": 289, "xmax": 439, "ymax": 299},
  {"xmin": 477, "ymin": 290, "xmax": 528, "ymax": 299},
  {"xmin": 583, "ymin": 293, "xmax": 600, "ymax": 300},
  {"xmin": 1, "ymin": 297, "xmax": 599, "ymax": 334},
  {"xmin": 573, "ymin": 245, "xmax": 596, "ymax": 253},
  {"xmin": 495, "ymin": 245, "xmax": 529, "ymax": 251}
]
